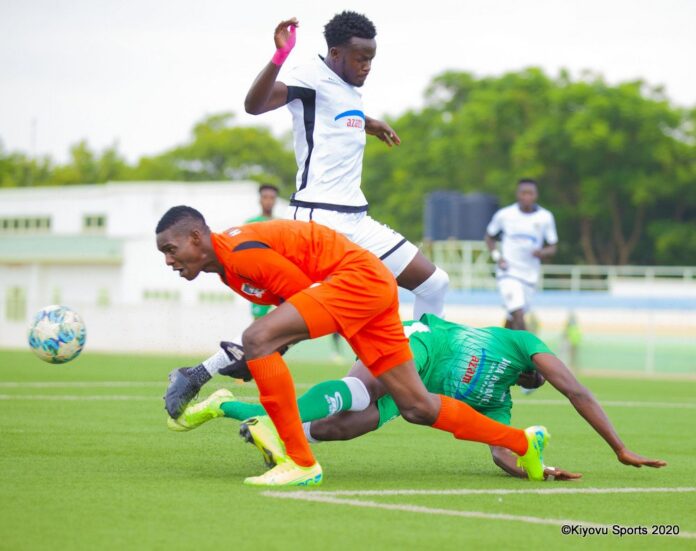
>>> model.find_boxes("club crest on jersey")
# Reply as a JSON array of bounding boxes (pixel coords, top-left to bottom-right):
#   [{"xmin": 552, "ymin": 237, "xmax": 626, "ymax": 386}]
[{"xmin": 242, "ymin": 283, "xmax": 265, "ymax": 298}]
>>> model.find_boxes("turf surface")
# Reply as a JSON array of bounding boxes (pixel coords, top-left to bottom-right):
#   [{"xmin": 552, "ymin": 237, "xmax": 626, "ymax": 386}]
[{"xmin": 1, "ymin": 348, "xmax": 694, "ymax": 549}]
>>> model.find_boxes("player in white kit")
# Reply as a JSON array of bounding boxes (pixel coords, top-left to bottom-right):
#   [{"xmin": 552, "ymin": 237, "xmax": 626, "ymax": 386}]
[
  {"xmin": 244, "ymin": 12, "xmax": 449, "ymax": 319},
  {"xmin": 485, "ymin": 179, "xmax": 558, "ymax": 330}
]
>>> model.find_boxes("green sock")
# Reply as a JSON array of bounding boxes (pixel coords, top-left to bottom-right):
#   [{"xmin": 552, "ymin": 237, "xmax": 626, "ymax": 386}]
[
  {"xmin": 220, "ymin": 379, "xmax": 353, "ymax": 422},
  {"xmin": 296, "ymin": 379, "xmax": 352, "ymax": 421},
  {"xmin": 220, "ymin": 401, "xmax": 265, "ymax": 421}
]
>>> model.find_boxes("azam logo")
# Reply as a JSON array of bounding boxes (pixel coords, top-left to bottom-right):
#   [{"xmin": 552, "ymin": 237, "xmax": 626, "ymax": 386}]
[
  {"xmin": 242, "ymin": 283, "xmax": 265, "ymax": 298},
  {"xmin": 462, "ymin": 355, "xmax": 480, "ymax": 384},
  {"xmin": 334, "ymin": 109, "xmax": 365, "ymax": 129}
]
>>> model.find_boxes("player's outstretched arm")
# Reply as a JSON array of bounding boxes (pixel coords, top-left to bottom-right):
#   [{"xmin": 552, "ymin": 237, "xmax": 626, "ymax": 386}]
[
  {"xmin": 489, "ymin": 446, "xmax": 582, "ymax": 480},
  {"xmin": 244, "ymin": 18, "xmax": 297, "ymax": 115},
  {"xmin": 365, "ymin": 116, "xmax": 400, "ymax": 147},
  {"xmin": 533, "ymin": 353, "xmax": 667, "ymax": 469}
]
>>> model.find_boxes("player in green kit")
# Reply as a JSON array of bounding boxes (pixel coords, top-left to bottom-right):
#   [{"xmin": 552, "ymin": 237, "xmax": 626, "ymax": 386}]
[
  {"xmin": 245, "ymin": 184, "xmax": 279, "ymax": 319},
  {"xmin": 171, "ymin": 314, "xmax": 666, "ymax": 479}
]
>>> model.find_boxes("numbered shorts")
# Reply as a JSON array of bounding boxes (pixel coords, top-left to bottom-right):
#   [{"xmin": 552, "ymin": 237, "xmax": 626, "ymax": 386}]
[
  {"xmin": 287, "ymin": 250, "xmax": 412, "ymax": 377},
  {"xmin": 286, "ymin": 206, "xmax": 419, "ymax": 278},
  {"xmin": 497, "ymin": 276, "xmax": 536, "ymax": 315}
]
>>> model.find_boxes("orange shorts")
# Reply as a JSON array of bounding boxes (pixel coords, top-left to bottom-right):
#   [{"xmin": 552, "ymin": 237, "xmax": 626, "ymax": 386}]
[{"xmin": 287, "ymin": 251, "xmax": 413, "ymax": 376}]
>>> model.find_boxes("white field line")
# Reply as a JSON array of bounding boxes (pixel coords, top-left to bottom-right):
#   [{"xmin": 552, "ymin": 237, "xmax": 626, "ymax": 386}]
[
  {"xmin": 263, "ymin": 489, "xmax": 696, "ymax": 539},
  {"xmin": 0, "ymin": 383, "xmax": 693, "ymax": 409},
  {"xmin": 516, "ymin": 399, "xmax": 696, "ymax": 409},
  {"xmin": 0, "ymin": 394, "xmax": 259, "ymax": 402},
  {"xmin": 0, "ymin": 381, "xmax": 165, "ymax": 388},
  {"xmin": 297, "ymin": 486, "xmax": 696, "ymax": 497},
  {"xmin": 0, "ymin": 381, "xmax": 314, "ymax": 389}
]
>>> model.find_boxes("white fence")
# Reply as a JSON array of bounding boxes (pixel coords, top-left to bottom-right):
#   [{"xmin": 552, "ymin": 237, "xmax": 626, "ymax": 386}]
[{"xmin": 423, "ymin": 240, "xmax": 696, "ymax": 292}]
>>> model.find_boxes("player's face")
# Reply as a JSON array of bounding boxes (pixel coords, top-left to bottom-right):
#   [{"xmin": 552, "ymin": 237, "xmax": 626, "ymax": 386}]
[
  {"xmin": 516, "ymin": 183, "xmax": 538, "ymax": 210},
  {"xmin": 156, "ymin": 228, "xmax": 206, "ymax": 281},
  {"xmin": 331, "ymin": 37, "xmax": 376, "ymax": 87},
  {"xmin": 259, "ymin": 189, "xmax": 277, "ymax": 214}
]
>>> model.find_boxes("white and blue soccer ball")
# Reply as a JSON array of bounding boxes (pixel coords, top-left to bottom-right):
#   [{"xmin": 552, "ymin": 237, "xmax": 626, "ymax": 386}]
[{"xmin": 27, "ymin": 305, "xmax": 86, "ymax": 364}]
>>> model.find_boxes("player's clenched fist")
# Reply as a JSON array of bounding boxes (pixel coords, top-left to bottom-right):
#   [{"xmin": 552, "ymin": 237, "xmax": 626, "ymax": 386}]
[{"xmin": 272, "ymin": 18, "xmax": 298, "ymax": 66}]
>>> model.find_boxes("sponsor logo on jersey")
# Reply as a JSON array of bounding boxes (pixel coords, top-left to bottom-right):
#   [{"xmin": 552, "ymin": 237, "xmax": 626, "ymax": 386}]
[
  {"xmin": 334, "ymin": 109, "xmax": 365, "ymax": 129},
  {"xmin": 226, "ymin": 228, "xmax": 241, "ymax": 237},
  {"xmin": 241, "ymin": 283, "xmax": 265, "ymax": 298},
  {"xmin": 462, "ymin": 355, "xmax": 480, "ymax": 384},
  {"xmin": 510, "ymin": 233, "xmax": 538, "ymax": 243}
]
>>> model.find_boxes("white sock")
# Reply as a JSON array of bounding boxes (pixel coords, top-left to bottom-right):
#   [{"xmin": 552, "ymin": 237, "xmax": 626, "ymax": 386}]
[
  {"xmin": 201, "ymin": 349, "xmax": 229, "ymax": 376},
  {"xmin": 342, "ymin": 376, "xmax": 370, "ymax": 411},
  {"xmin": 412, "ymin": 266, "xmax": 449, "ymax": 319},
  {"xmin": 303, "ymin": 422, "xmax": 319, "ymax": 443},
  {"xmin": 202, "ymin": 334, "xmax": 244, "ymax": 376}
]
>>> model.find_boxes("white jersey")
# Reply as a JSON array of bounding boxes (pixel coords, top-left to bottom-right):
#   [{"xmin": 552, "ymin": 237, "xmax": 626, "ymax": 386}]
[
  {"xmin": 486, "ymin": 204, "xmax": 558, "ymax": 285},
  {"xmin": 283, "ymin": 56, "xmax": 368, "ymax": 211}
]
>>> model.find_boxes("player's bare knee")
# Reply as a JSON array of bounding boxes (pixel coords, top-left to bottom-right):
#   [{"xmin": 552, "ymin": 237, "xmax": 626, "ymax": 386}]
[
  {"xmin": 398, "ymin": 397, "xmax": 438, "ymax": 426},
  {"xmin": 241, "ymin": 323, "xmax": 273, "ymax": 358}
]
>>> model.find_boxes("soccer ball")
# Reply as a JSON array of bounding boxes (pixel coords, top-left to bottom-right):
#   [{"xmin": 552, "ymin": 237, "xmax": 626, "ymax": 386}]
[{"xmin": 27, "ymin": 305, "xmax": 86, "ymax": 364}]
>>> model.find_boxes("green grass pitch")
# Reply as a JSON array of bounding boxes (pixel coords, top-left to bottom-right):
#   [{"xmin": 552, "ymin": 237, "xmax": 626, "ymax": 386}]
[{"xmin": 1, "ymin": 347, "xmax": 694, "ymax": 549}]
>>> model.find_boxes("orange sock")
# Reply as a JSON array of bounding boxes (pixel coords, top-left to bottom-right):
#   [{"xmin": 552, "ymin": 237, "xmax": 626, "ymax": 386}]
[
  {"xmin": 432, "ymin": 395, "xmax": 528, "ymax": 456},
  {"xmin": 247, "ymin": 352, "xmax": 316, "ymax": 467}
]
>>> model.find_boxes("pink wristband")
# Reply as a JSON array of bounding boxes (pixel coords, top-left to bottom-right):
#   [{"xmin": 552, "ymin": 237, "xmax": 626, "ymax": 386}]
[{"xmin": 271, "ymin": 25, "xmax": 296, "ymax": 66}]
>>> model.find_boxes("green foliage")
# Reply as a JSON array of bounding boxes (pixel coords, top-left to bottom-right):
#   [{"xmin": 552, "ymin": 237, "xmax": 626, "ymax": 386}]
[
  {"xmin": 0, "ymin": 140, "xmax": 129, "ymax": 187},
  {"xmin": 130, "ymin": 113, "xmax": 296, "ymax": 192},
  {"xmin": 363, "ymin": 69, "xmax": 696, "ymax": 265},
  {"xmin": 1, "ymin": 70, "xmax": 694, "ymax": 265},
  {"xmin": 0, "ymin": 113, "xmax": 296, "ymax": 194},
  {"xmin": 648, "ymin": 221, "xmax": 696, "ymax": 265}
]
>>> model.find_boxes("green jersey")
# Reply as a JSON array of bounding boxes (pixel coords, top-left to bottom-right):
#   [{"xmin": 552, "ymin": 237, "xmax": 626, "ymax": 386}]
[
  {"xmin": 245, "ymin": 214, "xmax": 272, "ymax": 223},
  {"xmin": 377, "ymin": 314, "xmax": 553, "ymax": 427}
]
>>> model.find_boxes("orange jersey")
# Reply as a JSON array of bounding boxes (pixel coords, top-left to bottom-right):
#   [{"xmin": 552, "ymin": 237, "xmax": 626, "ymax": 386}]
[{"xmin": 210, "ymin": 220, "xmax": 372, "ymax": 306}]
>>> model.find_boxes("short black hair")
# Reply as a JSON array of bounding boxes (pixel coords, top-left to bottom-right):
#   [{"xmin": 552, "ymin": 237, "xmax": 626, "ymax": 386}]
[
  {"xmin": 259, "ymin": 184, "xmax": 279, "ymax": 195},
  {"xmin": 517, "ymin": 178, "xmax": 538, "ymax": 187},
  {"xmin": 155, "ymin": 205, "xmax": 209, "ymax": 234},
  {"xmin": 324, "ymin": 11, "xmax": 376, "ymax": 48}
]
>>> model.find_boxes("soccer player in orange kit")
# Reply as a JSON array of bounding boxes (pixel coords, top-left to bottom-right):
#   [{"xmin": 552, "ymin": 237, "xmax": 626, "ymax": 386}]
[{"xmin": 155, "ymin": 205, "xmax": 548, "ymax": 486}]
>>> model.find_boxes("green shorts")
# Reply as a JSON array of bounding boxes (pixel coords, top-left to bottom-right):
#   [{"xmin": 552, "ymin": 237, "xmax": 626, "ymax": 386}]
[{"xmin": 375, "ymin": 395, "xmax": 512, "ymax": 428}]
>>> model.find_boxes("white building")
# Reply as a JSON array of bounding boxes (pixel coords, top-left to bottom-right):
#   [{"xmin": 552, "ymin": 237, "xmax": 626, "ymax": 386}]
[{"xmin": 0, "ymin": 181, "xmax": 287, "ymax": 354}]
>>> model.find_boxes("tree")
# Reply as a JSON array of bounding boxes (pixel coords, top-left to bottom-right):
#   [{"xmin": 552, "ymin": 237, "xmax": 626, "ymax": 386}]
[
  {"xmin": 363, "ymin": 68, "xmax": 696, "ymax": 265},
  {"xmin": 51, "ymin": 141, "xmax": 130, "ymax": 185},
  {"xmin": 131, "ymin": 113, "xmax": 296, "ymax": 191}
]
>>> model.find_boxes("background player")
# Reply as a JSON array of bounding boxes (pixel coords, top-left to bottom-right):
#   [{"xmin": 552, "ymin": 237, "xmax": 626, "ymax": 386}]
[
  {"xmin": 244, "ymin": 12, "xmax": 450, "ymax": 319},
  {"xmin": 173, "ymin": 314, "xmax": 666, "ymax": 479},
  {"xmin": 156, "ymin": 206, "xmax": 548, "ymax": 486},
  {"xmin": 245, "ymin": 183, "xmax": 279, "ymax": 224},
  {"xmin": 240, "ymin": 184, "xmax": 343, "ymax": 356},
  {"xmin": 245, "ymin": 183, "xmax": 279, "ymax": 320},
  {"xmin": 485, "ymin": 179, "xmax": 558, "ymax": 330}
]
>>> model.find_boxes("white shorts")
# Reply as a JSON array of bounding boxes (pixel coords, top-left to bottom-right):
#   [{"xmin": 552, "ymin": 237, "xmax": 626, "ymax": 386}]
[
  {"xmin": 285, "ymin": 206, "xmax": 418, "ymax": 277},
  {"xmin": 497, "ymin": 277, "xmax": 536, "ymax": 316}
]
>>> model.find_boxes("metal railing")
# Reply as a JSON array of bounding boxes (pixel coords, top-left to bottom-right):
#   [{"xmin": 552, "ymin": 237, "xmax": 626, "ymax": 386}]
[{"xmin": 421, "ymin": 240, "xmax": 696, "ymax": 292}]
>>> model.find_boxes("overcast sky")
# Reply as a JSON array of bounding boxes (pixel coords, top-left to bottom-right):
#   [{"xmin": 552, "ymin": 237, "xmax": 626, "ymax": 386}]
[{"xmin": 1, "ymin": 0, "xmax": 695, "ymax": 162}]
